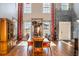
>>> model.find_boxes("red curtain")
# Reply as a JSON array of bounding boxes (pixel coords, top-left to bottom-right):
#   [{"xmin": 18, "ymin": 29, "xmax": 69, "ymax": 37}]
[{"xmin": 18, "ymin": 3, "xmax": 23, "ymax": 41}]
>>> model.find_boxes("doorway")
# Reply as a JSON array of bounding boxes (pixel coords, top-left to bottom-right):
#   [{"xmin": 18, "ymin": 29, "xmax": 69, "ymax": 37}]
[{"xmin": 59, "ymin": 21, "xmax": 71, "ymax": 40}]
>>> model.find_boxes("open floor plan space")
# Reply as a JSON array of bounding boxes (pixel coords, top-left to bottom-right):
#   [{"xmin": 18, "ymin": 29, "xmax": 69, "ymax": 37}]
[{"xmin": 0, "ymin": 3, "xmax": 78, "ymax": 56}]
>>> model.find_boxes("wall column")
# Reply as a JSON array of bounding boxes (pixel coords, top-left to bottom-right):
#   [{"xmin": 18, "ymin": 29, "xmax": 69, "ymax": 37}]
[
  {"xmin": 51, "ymin": 3, "xmax": 55, "ymax": 40},
  {"xmin": 18, "ymin": 3, "xmax": 23, "ymax": 41}
]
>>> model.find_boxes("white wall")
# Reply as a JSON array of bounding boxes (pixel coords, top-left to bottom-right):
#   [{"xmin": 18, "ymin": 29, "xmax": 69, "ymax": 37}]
[
  {"xmin": 0, "ymin": 3, "xmax": 17, "ymax": 20},
  {"xmin": 23, "ymin": 3, "xmax": 51, "ymax": 22},
  {"xmin": 73, "ymin": 3, "xmax": 79, "ymax": 18}
]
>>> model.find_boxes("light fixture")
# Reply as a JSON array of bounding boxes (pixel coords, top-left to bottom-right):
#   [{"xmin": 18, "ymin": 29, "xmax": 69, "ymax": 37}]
[{"xmin": 76, "ymin": 20, "xmax": 79, "ymax": 23}]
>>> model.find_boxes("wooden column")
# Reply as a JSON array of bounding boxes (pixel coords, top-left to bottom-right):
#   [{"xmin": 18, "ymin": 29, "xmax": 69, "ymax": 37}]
[
  {"xmin": 18, "ymin": 3, "xmax": 23, "ymax": 41},
  {"xmin": 51, "ymin": 3, "xmax": 55, "ymax": 40}
]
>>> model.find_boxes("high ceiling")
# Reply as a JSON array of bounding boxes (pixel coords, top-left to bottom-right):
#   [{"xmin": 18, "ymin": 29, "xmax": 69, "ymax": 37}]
[{"xmin": 0, "ymin": 3, "xmax": 79, "ymax": 20}]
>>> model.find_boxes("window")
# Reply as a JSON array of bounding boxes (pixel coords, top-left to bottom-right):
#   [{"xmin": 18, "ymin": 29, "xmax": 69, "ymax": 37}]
[
  {"xmin": 43, "ymin": 21, "xmax": 51, "ymax": 37},
  {"xmin": 55, "ymin": 4, "xmax": 61, "ymax": 10},
  {"xmin": 23, "ymin": 3, "xmax": 32, "ymax": 13},
  {"xmin": 61, "ymin": 3, "xmax": 69, "ymax": 10},
  {"xmin": 43, "ymin": 3, "xmax": 51, "ymax": 13},
  {"xmin": 23, "ymin": 21, "xmax": 31, "ymax": 39}
]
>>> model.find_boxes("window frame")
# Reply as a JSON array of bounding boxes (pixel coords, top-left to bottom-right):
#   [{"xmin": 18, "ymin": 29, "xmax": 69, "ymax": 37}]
[
  {"xmin": 61, "ymin": 3, "xmax": 69, "ymax": 10},
  {"xmin": 23, "ymin": 3, "xmax": 32, "ymax": 13},
  {"xmin": 43, "ymin": 3, "xmax": 51, "ymax": 13}
]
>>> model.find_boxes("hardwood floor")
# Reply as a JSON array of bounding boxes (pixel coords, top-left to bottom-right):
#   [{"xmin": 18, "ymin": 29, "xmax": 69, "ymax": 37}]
[
  {"xmin": 7, "ymin": 41, "xmax": 28, "ymax": 56},
  {"xmin": 5, "ymin": 40, "xmax": 74, "ymax": 56},
  {"xmin": 50, "ymin": 41, "xmax": 74, "ymax": 56}
]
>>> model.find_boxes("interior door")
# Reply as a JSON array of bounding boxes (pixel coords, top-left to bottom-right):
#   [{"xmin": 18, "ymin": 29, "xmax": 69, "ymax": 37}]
[{"xmin": 59, "ymin": 22, "xmax": 71, "ymax": 40}]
